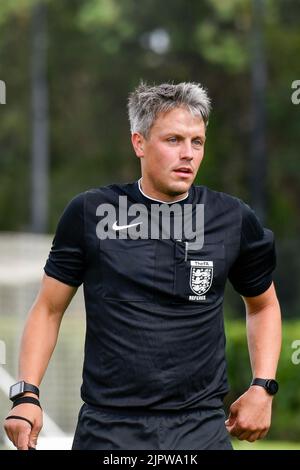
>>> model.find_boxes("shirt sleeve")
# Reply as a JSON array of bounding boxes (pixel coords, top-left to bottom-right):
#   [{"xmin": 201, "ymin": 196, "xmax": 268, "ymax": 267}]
[
  {"xmin": 44, "ymin": 193, "xmax": 85, "ymax": 287},
  {"xmin": 228, "ymin": 201, "xmax": 276, "ymax": 297}
]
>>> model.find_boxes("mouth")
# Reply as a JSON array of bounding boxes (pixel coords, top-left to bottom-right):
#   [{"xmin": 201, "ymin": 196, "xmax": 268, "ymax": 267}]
[{"xmin": 173, "ymin": 167, "xmax": 193, "ymax": 177}]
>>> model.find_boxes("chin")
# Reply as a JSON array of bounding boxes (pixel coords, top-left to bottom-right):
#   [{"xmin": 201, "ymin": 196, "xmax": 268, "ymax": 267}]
[{"xmin": 167, "ymin": 182, "xmax": 191, "ymax": 197}]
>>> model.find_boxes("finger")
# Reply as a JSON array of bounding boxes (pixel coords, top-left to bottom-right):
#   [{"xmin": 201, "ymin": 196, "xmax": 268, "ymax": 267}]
[
  {"xmin": 225, "ymin": 411, "xmax": 236, "ymax": 427},
  {"xmin": 225, "ymin": 416, "xmax": 234, "ymax": 426},
  {"xmin": 16, "ymin": 426, "xmax": 31, "ymax": 450},
  {"xmin": 4, "ymin": 418, "xmax": 31, "ymax": 448},
  {"xmin": 6, "ymin": 429, "xmax": 16, "ymax": 446},
  {"xmin": 3, "ymin": 421, "xmax": 14, "ymax": 444},
  {"xmin": 246, "ymin": 431, "xmax": 261, "ymax": 442},
  {"xmin": 225, "ymin": 419, "xmax": 238, "ymax": 432},
  {"xmin": 227, "ymin": 422, "xmax": 249, "ymax": 439},
  {"xmin": 236, "ymin": 430, "xmax": 252, "ymax": 441},
  {"xmin": 226, "ymin": 424, "xmax": 239, "ymax": 437},
  {"xmin": 225, "ymin": 425, "xmax": 233, "ymax": 434},
  {"xmin": 5, "ymin": 430, "xmax": 12, "ymax": 443},
  {"xmin": 29, "ymin": 430, "xmax": 40, "ymax": 449},
  {"xmin": 6, "ymin": 425, "xmax": 20, "ymax": 448},
  {"xmin": 257, "ymin": 429, "xmax": 269, "ymax": 440}
]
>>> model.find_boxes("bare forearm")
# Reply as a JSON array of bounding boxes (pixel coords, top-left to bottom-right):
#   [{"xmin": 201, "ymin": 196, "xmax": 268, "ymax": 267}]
[
  {"xmin": 18, "ymin": 302, "xmax": 63, "ymax": 386},
  {"xmin": 226, "ymin": 285, "xmax": 282, "ymax": 442},
  {"xmin": 4, "ymin": 275, "xmax": 76, "ymax": 450},
  {"xmin": 226, "ymin": 299, "xmax": 281, "ymax": 442},
  {"xmin": 246, "ymin": 298, "xmax": 281, "ymax": 378}
]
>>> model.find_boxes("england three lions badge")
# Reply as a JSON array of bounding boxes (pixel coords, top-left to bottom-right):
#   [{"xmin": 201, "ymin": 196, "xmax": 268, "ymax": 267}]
[{"xmin": 189, "ymin": 260, "xmax": 213, "ymax": 301}]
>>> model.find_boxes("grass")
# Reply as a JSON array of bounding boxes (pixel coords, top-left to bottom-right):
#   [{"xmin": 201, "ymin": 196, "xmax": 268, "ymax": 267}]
[
  {"xmin": 2, "ymin": 441, "xmax": 300, "ymax": 451},
  {"xmin": 232, "ymin": 440, "xmax": 300, "ymax": 450}
]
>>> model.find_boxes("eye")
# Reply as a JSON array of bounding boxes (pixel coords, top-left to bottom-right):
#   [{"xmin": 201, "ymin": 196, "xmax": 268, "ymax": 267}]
[
  {"xmin": 192, "ymin": 139, "xmax": 203, "ymax": 146},
  {"xmin": 167, "ymin": 136, "xmax": 178, "ymax": 143}
]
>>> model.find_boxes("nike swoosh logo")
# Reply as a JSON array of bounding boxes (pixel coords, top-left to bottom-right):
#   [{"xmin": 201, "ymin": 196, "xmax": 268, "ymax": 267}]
[{"xmin": 112, "ymin": 221, "xmax": 142, "ymax": 231}]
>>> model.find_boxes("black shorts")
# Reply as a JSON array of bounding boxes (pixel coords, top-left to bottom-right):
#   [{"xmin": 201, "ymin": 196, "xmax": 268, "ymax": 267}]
[{"xmin": 71, "ymin": 403, "xmax": 233, "ymax": 450}]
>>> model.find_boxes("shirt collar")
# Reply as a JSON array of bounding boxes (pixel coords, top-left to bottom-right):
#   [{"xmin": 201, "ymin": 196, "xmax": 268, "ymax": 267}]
[{"xmin": 137, "ymin": 178, "xmax": 189, "ymax": 204}]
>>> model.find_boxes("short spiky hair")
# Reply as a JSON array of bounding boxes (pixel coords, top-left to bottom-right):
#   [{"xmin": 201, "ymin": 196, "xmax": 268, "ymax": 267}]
[{"xmin": 127, "ymin": 81, "xmax": 211, "ymax": 138}]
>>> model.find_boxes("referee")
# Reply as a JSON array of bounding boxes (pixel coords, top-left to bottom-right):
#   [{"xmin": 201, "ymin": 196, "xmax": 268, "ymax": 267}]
[{"xmin": 3, "ymin": 82, "xmax": 281, "ymax": 450}]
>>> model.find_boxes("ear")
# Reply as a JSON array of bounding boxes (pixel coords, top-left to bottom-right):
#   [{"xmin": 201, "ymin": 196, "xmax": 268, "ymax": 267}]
[{"xmin": 131, "ymin": 132, "xmax": 145, "ymax": 158}]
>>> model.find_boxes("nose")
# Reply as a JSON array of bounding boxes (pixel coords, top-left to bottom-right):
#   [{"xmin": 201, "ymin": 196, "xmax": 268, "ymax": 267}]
[{"xmin": 180, "ymin": 140, "xmax": 193, "ymax": 160}]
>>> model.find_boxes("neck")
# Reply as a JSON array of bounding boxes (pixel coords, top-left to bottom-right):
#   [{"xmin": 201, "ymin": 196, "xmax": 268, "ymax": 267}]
[{"xmin": 138, "ymin": 178, "xmax": 189, "ymax": 203}]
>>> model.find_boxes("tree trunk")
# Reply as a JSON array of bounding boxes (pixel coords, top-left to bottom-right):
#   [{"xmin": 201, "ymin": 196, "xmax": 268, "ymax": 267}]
[
  {"xmin": 250, "ymin": 0, "xmax": 267, "ymax": 224},
  {"xmin": 30, "ymin": 1, "xmax": 49, "ymax": 233}
]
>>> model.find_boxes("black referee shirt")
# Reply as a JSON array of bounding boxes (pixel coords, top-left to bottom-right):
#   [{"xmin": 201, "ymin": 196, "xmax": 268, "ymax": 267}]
[{"xmin": 44, "ymin": 181, "xmax": 276, "ymax": 411}]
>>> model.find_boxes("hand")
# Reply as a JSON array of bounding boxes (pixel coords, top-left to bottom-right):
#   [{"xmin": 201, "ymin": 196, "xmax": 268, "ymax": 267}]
[
  {"xmin": 225, "ymin": 386, "xmax": 273, "ymax": 442},
  {"xmin": 3, "ymin": 403, "xmax": 43, "ymax": 450}
]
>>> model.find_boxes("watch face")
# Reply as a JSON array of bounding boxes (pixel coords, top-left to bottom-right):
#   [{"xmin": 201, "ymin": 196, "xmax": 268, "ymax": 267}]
[
  {"xmin": 267, "ymin": 379, "xmax": 279, "ymax": 395},
  {"xmin": 10, "ymin": 381, "xmax": 24, "ymax": 398}
]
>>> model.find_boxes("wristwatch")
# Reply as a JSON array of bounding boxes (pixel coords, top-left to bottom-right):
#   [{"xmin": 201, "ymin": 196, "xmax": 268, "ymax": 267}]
[
  {"xmin": 250, "ymin": 378, "xmax": 279, "ymax": 395},
  {"xmin": 9, "ymin": 381, "xmax": 40, "ymax": 401}
]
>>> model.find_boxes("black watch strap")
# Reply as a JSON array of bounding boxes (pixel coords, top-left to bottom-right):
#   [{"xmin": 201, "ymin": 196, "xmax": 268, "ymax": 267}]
[
  {"xmin": 250, "ymin": 377, "xmax": 279, "ymax": 395},
  {"xmin": 24, "ymin": 383, "xmax": 39, "ymax": 397},
  {"xmin": 251, "ymin": 378, "xmax": 268, "ymax": 387}
]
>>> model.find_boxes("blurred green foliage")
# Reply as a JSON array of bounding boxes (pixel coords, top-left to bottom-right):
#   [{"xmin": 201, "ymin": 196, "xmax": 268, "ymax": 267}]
[
  {"xmin": 0, "ymin": 0, "xmax": 299, "ymax": 316},
  {"xmin": 1, "ymin": 314, "xmax": 299, "ymax": 442},
  {"xmin": 0, "ymin": 0, "xmax": 299, "ymax": 232},
  {"xmin": 225, "ymin": 319, "xmax": 300, "ymax": 441}
]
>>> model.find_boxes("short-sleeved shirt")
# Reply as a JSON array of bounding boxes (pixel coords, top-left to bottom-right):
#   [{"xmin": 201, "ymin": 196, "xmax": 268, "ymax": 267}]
[{"xmin": 44, "ymin": 181, "xmax": 276, "ymax": 411}]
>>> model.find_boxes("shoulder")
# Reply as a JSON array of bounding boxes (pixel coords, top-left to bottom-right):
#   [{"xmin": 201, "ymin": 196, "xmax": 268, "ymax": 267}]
[
  {"xmin": 78, "ymin": 183, "xmax": 133, "ymax": 202},
  {"xmin": 193, "ymin": 184, "xmax": 246, "ymax": 212},
  {"xmin": 61, "ymin": 184, "xmax": 123, "ymax": 208},
  {"xmin": 61, "ymin": 184, "xmax": 137, "ymax": 221},
  {"xmin": 193, "ymin": 186, "xmax": 265, "ymax": 238}
]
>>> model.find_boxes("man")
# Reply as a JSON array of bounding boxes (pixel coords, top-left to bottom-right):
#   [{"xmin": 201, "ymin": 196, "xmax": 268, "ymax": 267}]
[{"xmin": 3, "ymin": 82, "xmax": 281, "ymax": 450}]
